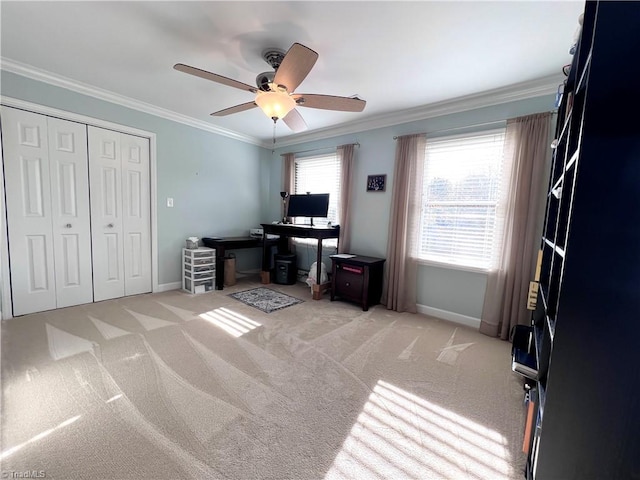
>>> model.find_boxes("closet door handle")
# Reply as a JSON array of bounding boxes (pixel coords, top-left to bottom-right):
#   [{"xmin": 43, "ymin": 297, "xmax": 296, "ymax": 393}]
[
  {"xmin": 107, "ymin": 223, "xmax": 114, "ymax": 228},
  {"xmin": 65, "ymin": 223, "xmax": 72, "ymax": 228}
]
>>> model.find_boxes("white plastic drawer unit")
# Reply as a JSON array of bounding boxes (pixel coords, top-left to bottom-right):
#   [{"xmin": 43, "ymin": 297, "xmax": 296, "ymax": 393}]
[{"xmin": 182, "ymin": 247, "xmax": 216, "ymax": 294}]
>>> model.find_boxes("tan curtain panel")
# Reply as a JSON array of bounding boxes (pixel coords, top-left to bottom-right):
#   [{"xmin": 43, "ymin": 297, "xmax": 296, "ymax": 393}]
[
  {"xmin": 337, "ymin": 144, "xmax": 355, "ymax": 253},
  {"xmin": 382, "ymin": 134, "xmax": 426, "ymax": 313},
  {"xmin": 480, "ymin": 112, "xmax": 552, "ymax": 339}
]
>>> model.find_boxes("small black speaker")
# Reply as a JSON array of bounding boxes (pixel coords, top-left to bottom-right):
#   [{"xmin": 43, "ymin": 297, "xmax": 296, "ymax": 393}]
[{"xmin": 274, "ymin": 253, "xmax": 297, "ymax": 285}]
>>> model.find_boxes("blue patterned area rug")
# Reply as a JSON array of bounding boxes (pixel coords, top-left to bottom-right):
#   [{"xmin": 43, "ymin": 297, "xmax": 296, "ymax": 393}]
[{"xmin": 228, "ymin": 287, "xmax": 303, "ymax": 314}]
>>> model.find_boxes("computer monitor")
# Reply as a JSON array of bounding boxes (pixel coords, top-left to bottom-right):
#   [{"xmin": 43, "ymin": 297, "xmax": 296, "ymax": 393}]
[{"xmin": 287, "ymin": 193, "xmax": 330, "ymax": 219}]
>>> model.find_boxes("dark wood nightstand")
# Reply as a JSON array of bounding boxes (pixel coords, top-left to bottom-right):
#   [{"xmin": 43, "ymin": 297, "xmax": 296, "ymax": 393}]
[{"xmin": 330, "ymin": 255, "xmax": 385, "ymax": 311}]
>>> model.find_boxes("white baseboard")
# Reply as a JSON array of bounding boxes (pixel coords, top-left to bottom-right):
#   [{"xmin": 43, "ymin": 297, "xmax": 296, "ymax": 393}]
[
  {"xmin": 416, "ymin": 304, "xmax": 481, "ymax": 330},
  {"xmin": 157, "ymin": 282, "xmax": 181, "ymax": 293}
]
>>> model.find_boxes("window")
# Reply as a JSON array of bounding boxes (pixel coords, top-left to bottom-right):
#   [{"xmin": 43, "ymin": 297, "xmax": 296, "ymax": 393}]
[
  {"xmin": 418, "ymin": 129, "xmax": 507, "ymax": 270},
  {"xmin": 293, "ymin": 153, "xmax": 341, "ymax": 227}
]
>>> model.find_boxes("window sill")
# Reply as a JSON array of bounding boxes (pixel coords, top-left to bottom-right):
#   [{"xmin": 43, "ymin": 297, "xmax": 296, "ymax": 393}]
[{"xmin": 415, "ymin": 258, "xmax": 490, "ymax": 275}]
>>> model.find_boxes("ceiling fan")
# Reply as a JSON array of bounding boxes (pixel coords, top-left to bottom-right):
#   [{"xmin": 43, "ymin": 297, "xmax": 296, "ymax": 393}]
[{"xmin": 174, "ymin": 43, "xmax": 366, "ymax": 133}]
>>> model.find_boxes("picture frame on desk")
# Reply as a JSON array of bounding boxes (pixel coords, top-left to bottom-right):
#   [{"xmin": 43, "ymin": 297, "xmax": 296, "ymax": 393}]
[{"xmin": 366, "ymin": 174, "xmax": 386, "ymax": 192}]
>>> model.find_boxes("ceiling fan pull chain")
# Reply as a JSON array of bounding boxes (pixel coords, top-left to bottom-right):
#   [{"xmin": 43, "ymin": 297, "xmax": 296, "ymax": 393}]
[{"xmin": 272, "ymin": 117, "xmax": 277, "ymax": 152}]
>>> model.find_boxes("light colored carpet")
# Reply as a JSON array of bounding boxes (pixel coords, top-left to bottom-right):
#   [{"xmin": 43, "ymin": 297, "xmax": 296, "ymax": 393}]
[{"xmin": 0, "ymin": 279, "xmax": 526, "ymax": 479}]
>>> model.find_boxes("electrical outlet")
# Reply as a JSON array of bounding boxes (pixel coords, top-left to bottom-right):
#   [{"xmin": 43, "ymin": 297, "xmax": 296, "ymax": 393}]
[{"xmin": 167, "ymin": 197, "xmax": 174, "ymax": 208}]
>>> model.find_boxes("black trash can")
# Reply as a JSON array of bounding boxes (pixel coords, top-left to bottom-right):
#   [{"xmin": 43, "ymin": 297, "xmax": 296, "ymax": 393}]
[{"xmin": 274, "ymin": 253, "xmax": 297, "ymax": 285}]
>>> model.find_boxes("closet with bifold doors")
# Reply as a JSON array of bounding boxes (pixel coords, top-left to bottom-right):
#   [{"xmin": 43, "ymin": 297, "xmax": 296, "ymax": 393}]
[{"xmin": 1, "ymin": 106, "xmax": 152, "ymax": 316}]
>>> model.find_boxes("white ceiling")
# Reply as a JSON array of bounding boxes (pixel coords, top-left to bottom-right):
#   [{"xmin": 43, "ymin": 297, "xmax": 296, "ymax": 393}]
[{"xmin": 1, "ymin": 1, "xmax": 584, "ymax": 146}]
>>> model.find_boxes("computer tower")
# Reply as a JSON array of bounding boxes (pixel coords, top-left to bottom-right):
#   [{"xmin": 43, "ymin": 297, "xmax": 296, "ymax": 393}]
[{"xmin": 274, "ymin": 253, "xmax": 297, "ymax": 285}]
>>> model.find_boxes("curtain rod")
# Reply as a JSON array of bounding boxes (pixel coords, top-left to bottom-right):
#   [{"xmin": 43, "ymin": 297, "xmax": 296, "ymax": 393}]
[
  {"xmin": 281, "ymin": 142, "xmax": 360, "ymax": 157},
  {"xmin": 392, "ymin": 110, "xmax": 557, "ymax": 140}
]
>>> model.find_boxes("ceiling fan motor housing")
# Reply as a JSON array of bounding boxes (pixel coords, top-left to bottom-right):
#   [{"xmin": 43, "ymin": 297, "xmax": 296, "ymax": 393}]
[
  {"xmin": 256, "ymin": 48, "xmax": 286, "ymax": 91},
  {"xmin": 262, "ymin": 48, "xmax": 285, "ymax": 69}
]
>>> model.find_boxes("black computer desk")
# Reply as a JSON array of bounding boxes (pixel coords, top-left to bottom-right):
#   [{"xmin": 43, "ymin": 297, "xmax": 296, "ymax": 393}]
[{"xmin": 260, "ymin": 223, "xmax": 340, "ymax": 299}]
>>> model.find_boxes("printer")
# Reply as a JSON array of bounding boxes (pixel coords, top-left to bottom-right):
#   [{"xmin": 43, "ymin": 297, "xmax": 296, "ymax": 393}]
[{"xmin": 250, "ymin": 228, "xmax": 279, "ymax": 240}]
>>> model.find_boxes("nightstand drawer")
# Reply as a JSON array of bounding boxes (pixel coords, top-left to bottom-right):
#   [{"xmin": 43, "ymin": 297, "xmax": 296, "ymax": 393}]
[
  {"xmin": 341, "ymin": 264, "xmax": 363, "ymax": 275},
  {"xmin": 335, "ymin": 270, "xmax": 364, "ymax": 299}
]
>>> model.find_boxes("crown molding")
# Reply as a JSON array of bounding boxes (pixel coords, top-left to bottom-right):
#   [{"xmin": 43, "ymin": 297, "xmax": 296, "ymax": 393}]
[
  {"xmin": 273, "ymin": 75, "xmax": 562, "ymax": 148},
  {"xmin": 0, "ymin": 57, "xmax": 263, "ymax": 147},
  {"xmin": 2, "ymin": 57, "xmax": 560, "ymax": 150}
]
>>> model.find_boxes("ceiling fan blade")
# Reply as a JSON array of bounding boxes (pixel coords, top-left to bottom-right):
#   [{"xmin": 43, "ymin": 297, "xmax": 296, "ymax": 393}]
[
  {"xmin": 174, "ymin": 63, "xmax": 257, "ymax": 93},
  {"xmin": 293, "ymin": 94, "xmax": 366, "ymax": 112},
  {"xmin": 283, "ymin": 109, "xmax": 308, "ymax": 133},
  {"xmin": 273, "ymin": 43, "xmax": 318, "ymax": 93},
  {"xmin": 211, "ymin": 101, "xmax": 258, "ymax": 117}
]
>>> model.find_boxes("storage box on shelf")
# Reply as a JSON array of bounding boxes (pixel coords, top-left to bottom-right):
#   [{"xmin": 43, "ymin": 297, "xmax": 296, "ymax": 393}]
[
  {"xmin": 523, "ymin": 2, "xmax": 640, "ymax": 479},
  {"xmin": 182, "ymin": 247, "xmax": 215, "ymax": 294}
]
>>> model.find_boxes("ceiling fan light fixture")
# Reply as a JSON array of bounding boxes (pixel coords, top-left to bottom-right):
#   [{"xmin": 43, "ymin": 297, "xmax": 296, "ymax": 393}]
[{"xmin": 255, "ymin": 89, "xmax": 296, "ymax": 120}]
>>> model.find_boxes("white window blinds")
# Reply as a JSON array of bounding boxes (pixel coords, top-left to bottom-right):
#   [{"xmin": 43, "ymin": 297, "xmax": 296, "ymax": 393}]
[
  {"xmin": 419, "ymin": 129, "xmax": 507, "ymax": 270},
  {"xmin": 294, "ymin": 154, "xmax": 341, "ymax": 226}
]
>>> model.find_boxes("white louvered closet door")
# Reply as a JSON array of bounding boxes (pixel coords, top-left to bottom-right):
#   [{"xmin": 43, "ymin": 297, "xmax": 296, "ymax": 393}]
[
  {"xmin": 2, "ymin": 107, "xmax": 93, "ymax": 315},
  {"xmin": 88, "ymin": 126, "xmax": 151, "ymax": 301}
]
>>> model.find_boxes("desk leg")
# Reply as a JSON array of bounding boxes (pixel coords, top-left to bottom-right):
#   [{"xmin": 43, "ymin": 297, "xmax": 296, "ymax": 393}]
[
  {"xmin": 316, "ymin": 240, "xmax": 322, "ymax": 284},
  {"xmin": 312, "ymin": 239, "xmax": 324, "ymax": 300},
  {"xmin": 216, "ymin": 246, "xmax": 225, "ymax": 290},
  {"xmin": 261, "ymin": 238, "xmax": 270, "ymax": 284}
]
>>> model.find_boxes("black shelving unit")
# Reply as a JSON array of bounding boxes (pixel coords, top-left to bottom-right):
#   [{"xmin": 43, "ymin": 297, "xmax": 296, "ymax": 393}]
[{"xmin": 525, "ymin": 1, "xmax": 640, "ymax": 479}]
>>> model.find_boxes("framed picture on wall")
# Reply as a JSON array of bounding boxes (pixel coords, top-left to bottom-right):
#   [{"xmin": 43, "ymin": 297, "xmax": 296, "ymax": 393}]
[{"xmin": 366, "ymin": 174, "xmax": 386, "ymax": 192}]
